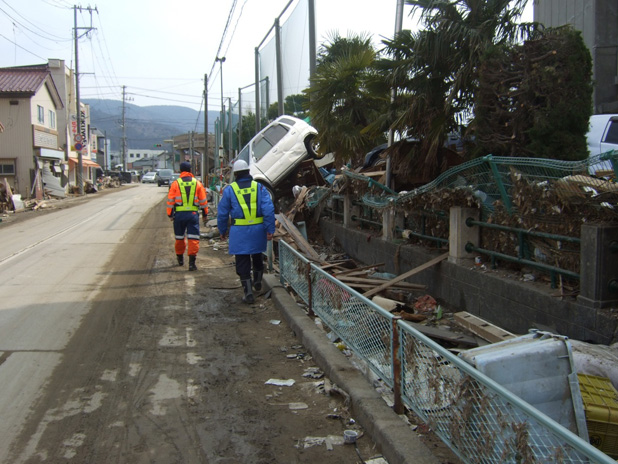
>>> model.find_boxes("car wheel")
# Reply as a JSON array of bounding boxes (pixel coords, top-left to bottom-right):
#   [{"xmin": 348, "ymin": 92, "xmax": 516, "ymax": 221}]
[{"xmin": 304, "ymin": 135, "xmax": 318, "ymax": 158}]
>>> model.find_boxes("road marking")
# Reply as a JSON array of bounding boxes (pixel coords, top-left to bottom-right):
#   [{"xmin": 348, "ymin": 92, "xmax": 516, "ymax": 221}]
[{"xmin": 0, "ymin": 203, "xmax": 116, "ymax": 267}]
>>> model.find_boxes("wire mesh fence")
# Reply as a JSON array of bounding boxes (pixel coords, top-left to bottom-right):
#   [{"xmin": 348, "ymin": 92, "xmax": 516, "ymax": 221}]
[{"xmin": 277, "ymin": 239, "xmax": 616, "ymax": 463}]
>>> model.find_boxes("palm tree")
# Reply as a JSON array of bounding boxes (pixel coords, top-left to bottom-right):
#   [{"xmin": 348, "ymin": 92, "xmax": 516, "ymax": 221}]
[
  {"xmin": 382, "ymin": 0, "xmax": 533, "ymax": 175},
  {"xmin": 306, "ymin": 33, "xmax": 389, "ymax": 165}
]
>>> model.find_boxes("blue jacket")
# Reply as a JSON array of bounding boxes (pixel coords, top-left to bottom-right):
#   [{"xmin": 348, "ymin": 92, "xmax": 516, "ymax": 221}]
[{"xmin": 217, "ymin": 173, "xmax": 276, "ymax": 255}]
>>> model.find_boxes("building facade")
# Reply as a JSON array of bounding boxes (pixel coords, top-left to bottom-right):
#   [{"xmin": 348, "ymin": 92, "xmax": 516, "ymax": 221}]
[
  {"xmin": 0, "ymin": 61, "xmax": 100, "ymax": 200},
  {"xmin": 534, "ymin": 0, "xmax": 618, "ymax": 113}
]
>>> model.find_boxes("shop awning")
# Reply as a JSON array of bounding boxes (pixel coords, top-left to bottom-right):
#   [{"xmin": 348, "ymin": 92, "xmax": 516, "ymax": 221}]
[{"xmin": 69, "ymin": 157, "xmax": 100, "ymax": 168}]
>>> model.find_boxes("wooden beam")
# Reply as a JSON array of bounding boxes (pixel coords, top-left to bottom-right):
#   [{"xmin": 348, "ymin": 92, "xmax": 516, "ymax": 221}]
[
  {"xmin": 362, "ymin": 253, "xmax": 449, "ymax": 298},
  {"xmin": 453, "ymin": 311, "xmax": 516, "ymax": 343},
  {"xmin": 276, "ymin": 213, "xmax": 324, "ymax": 263},
  {"xmin": 337, "ymin": 275, "xmax": 427, "ymax": 290}
]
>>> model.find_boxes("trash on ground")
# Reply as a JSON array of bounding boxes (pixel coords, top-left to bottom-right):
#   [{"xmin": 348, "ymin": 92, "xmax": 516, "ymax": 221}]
[
  {"xmin": 301, "ymin": 435, "xmax": 344, "ymax": 449},
  {"xmin": 265, "ymin": 378, "xmax": 295, "ymax": 386},
  {"xmin": 343, "ymin": 429, "xmax": 358, "ymax": 444},
  {"xmin": 288, "ymin": 402, "xmax": 308, "ymax": 410}
]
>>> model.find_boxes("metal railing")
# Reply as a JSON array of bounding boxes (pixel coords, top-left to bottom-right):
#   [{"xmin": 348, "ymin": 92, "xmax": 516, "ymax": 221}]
[{"xmin": 278, "ymin": 239, "xmax": 615, "ymax": 464}]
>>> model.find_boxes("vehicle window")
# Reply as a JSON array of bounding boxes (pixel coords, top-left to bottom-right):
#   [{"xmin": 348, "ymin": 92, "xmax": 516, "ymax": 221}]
[
  {"xmin": 279, "ymin": 117, "xmax": 296, "ymax": 126},
  {"xmin": 604, "ymin": 120, "xmax": 618, "ymax": 144},
  {"xmin": 237, "ymin": 145, "xmax": 250, "ymax": 164},
  {"xmin": 253, "ymin": 135, "xmax": 274, "ymax": 161},
  {"xmin": 263, "ymin": 124, "xmax": 289, "ymax": 146},
  {"xmin": 159, "ymin": 169, "xmax": 173, "ymax": 176}
]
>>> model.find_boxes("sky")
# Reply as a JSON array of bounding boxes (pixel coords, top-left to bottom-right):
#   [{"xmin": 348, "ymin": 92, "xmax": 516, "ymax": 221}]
[{"xmin": 0, "ymin": 0, "xmax": 533, "ymax": 118}]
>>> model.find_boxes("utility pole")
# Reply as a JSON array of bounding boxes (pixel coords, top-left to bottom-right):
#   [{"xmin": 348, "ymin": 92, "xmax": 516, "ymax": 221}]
[
  {"xmin": 228, "ymin": 98, "xmax": 233, "ymax": 161},
  {"xmin": 203, "ymin": 73, "xmax": 208, "ymax": 188},
  {"xmin": 238, "ymin": 87, "xmax": 242, "ymax": 149},
  {"xmin": 73, "ymin": 4, "xmax": 97, "ymax": 195},
  {"xmin": 275, "ymin": 17, "xmax": 284, "ymax": 117},
  {"xmin": 386, "ymin": 0, "xmax": 405, "ymax": 190},
  {"xmin": 189, "ymin": 131, "xmax": 194, "ymax": 173},
  {"xmin": 122, "ymin": 85, "xmax": 127, "ymax": 171}
]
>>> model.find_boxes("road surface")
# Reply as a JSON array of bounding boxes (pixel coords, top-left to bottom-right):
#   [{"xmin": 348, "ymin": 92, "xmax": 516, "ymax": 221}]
[{"xmin": 0, "ymin": 184, "xmax": 383, "ymax": 463}]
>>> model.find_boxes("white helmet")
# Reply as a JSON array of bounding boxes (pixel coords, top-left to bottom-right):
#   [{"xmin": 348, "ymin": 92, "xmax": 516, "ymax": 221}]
[{"xmin": 233, "ymin": 160, "xmax": 249, "ymax": 173}]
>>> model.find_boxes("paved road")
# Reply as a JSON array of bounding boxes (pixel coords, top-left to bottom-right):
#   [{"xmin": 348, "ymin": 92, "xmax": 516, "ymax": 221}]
[{"xmin": 0, "ymin": 185, "xmax": 383, "ymax": 463}]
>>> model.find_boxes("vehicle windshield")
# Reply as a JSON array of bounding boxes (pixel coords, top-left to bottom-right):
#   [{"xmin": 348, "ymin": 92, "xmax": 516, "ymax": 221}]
[{"xmin": 159, "ymin": 169, "xmax": 173, "ymax": 176}]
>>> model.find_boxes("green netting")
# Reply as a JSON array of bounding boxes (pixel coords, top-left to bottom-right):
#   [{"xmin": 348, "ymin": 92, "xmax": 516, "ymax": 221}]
[{"xmin": 341, "ymin": 152, "xmax": 618, "ymax": 214}]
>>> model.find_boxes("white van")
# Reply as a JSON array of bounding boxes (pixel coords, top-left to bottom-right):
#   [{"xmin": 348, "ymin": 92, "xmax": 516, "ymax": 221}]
[{"xmin": 586, "ymin": 114, "xmax": 618, "ymax": 175}]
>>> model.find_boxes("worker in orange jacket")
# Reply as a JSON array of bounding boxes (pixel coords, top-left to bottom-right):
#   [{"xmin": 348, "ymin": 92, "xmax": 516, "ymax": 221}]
[{"xmin": 166, "ymin": 162, "xmax": 208, "ymax": 271}]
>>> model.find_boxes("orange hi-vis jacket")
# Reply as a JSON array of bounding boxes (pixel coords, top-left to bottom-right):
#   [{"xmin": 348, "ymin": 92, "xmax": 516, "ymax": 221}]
[{"xmin": 166, "ymin": 171, "xmax": 208, "ymax": 217}]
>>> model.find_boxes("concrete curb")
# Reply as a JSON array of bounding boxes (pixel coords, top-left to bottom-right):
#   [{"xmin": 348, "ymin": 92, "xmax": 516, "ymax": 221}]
[{"xmin": 264, "ymin": 274, "xmax": 440, "ymax": 464}]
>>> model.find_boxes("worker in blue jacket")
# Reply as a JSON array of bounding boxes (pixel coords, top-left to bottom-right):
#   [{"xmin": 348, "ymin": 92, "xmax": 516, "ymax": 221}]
[{"xmin": 217, "ymin": 160, "xmax": 276, "ymax": 304}]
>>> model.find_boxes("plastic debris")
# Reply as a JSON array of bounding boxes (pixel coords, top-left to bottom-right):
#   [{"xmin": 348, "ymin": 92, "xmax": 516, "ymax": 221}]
[{"xmin": 265, "ymin": 378, "xmax": 295, "ymax": 386}]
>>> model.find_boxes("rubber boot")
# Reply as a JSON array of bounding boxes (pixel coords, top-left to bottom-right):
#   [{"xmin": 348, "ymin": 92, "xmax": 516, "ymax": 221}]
[
  {"xmin": 253, "ymin": 270, "xmax": 263, "ymax": 292},
  {"xmin": 188, "ymin": 255, "xmax": 197, "ymax": 271},
  {"xmin": 177, "ymin": 254, "xmax": 184, "ymax": 266},
  {"xmin": 241, "ymin": 279, "xmax": 255, "ymax": 304}
]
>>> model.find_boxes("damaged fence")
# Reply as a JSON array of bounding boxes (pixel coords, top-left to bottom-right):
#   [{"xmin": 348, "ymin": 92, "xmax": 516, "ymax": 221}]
[{"xmin": 278, "ymin": 239, "xmax": 615, "ymax": 463}]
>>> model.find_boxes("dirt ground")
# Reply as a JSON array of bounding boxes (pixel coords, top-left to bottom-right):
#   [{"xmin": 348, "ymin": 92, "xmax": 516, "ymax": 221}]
[
  {"xmin": 6, "ymin": 196, "xmax": 385, "ymax": 463},
  {"xmin": 3, "ymin": 186, "xmax": 462, "ymax": 464}
]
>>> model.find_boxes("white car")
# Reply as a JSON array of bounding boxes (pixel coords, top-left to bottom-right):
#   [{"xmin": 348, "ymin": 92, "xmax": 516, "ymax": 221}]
[
  {"xmin": 586, "ymin": 114, "xmax": 618, "ymax": 176},
  {"xmin": 141, "ymin": 172, "xmax": 157, "ymax": 183},
  {"xmin": 231, "ymin": 115, "xmax": 318, "ymax": 196}
]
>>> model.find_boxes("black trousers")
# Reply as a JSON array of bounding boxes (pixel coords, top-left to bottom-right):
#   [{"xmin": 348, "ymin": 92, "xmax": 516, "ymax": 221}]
[{"xmin": 235, "ymin": 254, "xmax": 264, "ymax": 280}]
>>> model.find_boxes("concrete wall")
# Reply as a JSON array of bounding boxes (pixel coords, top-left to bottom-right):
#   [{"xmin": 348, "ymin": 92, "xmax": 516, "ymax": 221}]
[{"xmin": 319, "ymin": 218, "xmax": 618, "ymax": 345}]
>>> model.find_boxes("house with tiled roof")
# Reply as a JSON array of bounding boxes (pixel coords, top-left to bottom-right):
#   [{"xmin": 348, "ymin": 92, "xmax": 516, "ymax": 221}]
[{"xmin": 0, "ymin": 61, "xmax": 100, "ymax": 200}]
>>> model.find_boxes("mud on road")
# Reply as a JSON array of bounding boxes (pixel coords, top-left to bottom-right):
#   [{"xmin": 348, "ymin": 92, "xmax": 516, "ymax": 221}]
[{"xmin": 8, "ymin": 202, "xmax": 383, "ymax": 463}]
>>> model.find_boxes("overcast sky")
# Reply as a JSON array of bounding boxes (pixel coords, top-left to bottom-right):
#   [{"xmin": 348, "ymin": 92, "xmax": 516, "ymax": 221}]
[{"xmin": 1, "ymin": 0, "xmax": 532, "ymax": 115}]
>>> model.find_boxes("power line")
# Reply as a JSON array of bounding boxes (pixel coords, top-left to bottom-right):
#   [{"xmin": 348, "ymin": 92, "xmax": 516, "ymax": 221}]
[
  {"xmin": 0, "ymin": 32, "xmax": 46, "ymax": 60},
  {"xmin": 0, "ymin": 0, "xmax": 70, "ymax": 41}
]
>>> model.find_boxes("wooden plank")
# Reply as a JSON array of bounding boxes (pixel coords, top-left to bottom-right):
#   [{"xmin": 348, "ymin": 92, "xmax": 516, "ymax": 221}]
[
  {"xmin": 453, "ymin": 311, "xmax": 516, "ymax": 343},
  {"xmin": 337, "ymin": 283, "xmax": 425, "ymax": 292},
  {"xmin": 332, "ymin": 263, "xmax": 385, "ymax": 276},
  {"xmin": 337, "ymin": 275, "xmax": 427, "ymax": 290},
  {"xmin": 276, "ymin": 213, "xmax": 324, "ymax": 263},
  {"xmin": 363, "ymin": 253, "xmax": 449, "ymax": 298}
]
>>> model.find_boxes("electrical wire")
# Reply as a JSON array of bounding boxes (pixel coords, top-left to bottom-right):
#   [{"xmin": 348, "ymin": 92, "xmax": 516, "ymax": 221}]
[{"xmin": 0, "ymin": 32, "xmax": 46, "ymax": 60}]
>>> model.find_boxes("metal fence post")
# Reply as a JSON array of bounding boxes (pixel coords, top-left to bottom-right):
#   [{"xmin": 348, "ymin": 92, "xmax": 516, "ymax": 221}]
[
  {"xmin": 392, "ymin": 316, "xmax": 404, "ymax": 414},
  {"xmin": 484, "ymin": 155, "xmax": 513, "ymax": 213},
  {"xmin": 306, "ymin": 262, "xmax": 315, "ymax": 317}
]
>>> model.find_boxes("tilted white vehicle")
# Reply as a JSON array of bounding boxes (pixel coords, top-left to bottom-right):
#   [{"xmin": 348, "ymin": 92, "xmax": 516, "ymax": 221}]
[{"xmin": 231, "ymin": 115, "xmax": 318, "ymax": 197}]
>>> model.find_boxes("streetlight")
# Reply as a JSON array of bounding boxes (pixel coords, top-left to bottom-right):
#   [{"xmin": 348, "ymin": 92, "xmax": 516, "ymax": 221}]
[{"xmin": 215, "ymin": 56, "xmax": 226, "ymax": 160}]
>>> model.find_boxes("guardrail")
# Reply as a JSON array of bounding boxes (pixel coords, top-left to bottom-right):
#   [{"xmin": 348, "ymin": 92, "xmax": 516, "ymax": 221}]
[{"xmin": 278, "ymin": 239, "xmax": 615, "ymax": 463}]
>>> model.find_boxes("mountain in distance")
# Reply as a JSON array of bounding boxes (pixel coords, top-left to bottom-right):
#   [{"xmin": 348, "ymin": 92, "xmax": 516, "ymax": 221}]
[{"xmin": 84, "ymin": 99, "xmax": 220, "ymax": 151}]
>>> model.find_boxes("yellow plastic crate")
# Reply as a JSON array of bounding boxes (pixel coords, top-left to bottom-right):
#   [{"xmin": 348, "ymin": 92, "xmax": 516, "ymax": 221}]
[{"xmin": 578, "ymin": 374, "xmax": 618, "ymax": 458}]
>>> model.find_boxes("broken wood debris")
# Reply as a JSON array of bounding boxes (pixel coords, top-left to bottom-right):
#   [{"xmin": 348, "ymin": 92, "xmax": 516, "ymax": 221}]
[{"xmin": 363, "ymin": 253, "xmax": 448, "ymax": 298}]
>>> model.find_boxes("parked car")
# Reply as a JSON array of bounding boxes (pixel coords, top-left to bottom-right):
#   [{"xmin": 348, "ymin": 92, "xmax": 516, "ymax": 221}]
[
  {"xmin": 141, "ymin": 172, "xmax": 157, "ymax": 183},
  {"xmin": 586, "ymin": 114, "xmax": 618, "ymax": 175},
  {"xmin": 156, "ymin": 169, "xmax": 175, "ymax": 187},
  {"xmin": 231, "ymin": 115, "xmax": 318, "ymax": 197}
]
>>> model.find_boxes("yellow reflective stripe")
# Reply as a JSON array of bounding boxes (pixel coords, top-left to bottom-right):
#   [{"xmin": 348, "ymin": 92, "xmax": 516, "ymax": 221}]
[
  {"xmin": 231, "ymin": 181, "xmax": 263, "ymax": 226},
  {"xmin": 175, "ymin": 178, "xmax": 199, "ymax": 211}
]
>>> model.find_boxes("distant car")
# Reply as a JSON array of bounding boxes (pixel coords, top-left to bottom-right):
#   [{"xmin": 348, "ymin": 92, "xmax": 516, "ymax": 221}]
[
  {"xmin": 156, "ymin": 169, "xmax": 175, "ymax": 187},
  {"xmin": 231, "ymin": 115, "xmax": 318, "ymax": 197},
  {"xmin": 141, "ymin": 172, "xmax": 157, "ymax": 183},
  {"xmin": 587, "ymin": 114, "xmax": 618, "ymax": 175}
]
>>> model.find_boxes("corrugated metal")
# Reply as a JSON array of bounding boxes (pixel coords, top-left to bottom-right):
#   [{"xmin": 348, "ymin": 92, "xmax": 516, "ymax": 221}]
[{"xmin": 0, "ymin": 70, "xmax": 47, "ymax": 94}]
